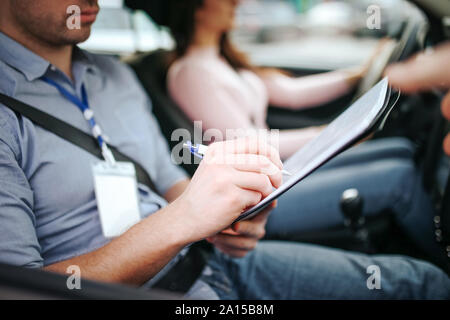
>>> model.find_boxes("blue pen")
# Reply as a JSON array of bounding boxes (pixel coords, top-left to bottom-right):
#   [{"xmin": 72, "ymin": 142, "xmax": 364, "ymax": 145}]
[{"xmin": 183, "ymin": 141, "xmax": 292, "ymax": 176}]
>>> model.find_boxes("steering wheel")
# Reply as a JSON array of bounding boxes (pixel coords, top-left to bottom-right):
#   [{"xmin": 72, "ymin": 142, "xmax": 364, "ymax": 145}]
[
  {"xmin": 354, "ymin": 40, "xmax": 398, "ymax": 98},
  {"xmin": 354, "ymin": 17, "xmax": 425, "ymax": 99}
]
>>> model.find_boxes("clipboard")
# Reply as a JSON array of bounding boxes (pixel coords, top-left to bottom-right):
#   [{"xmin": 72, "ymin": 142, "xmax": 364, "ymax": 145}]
[{"xmin": 236, "ymin": 77, "xmax": 400, "ymax": 222}]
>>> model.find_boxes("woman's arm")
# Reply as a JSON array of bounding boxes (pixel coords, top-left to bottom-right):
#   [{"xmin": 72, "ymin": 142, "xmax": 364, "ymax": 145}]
[
  {"xmin": 277, "ymin": 127, "xmax": 324, "ymax": 159},
  {"xmin": 168, "ymin": 63, "xmax": 325, "ymax": 159},
  {"xmin": 168, "ymin": 63, "xmax": 256, "ymax": 138},
  {"xmin": 262, "ymin": 38, "xmax": 394, "ymax": 110},
  {"xmin": 261, "ymin": 69, "xmax": 359, "ymax": 110}
]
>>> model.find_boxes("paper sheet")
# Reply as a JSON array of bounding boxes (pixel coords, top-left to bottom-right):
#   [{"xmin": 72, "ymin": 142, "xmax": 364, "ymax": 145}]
[{"xmin": 236, "ymin": 77, "xmax": 390, "ymax": 222}]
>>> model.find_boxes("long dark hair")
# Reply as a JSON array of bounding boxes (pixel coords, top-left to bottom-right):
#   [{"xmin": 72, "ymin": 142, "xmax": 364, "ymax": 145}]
[{"xmin": 167, "ymin": 0, "xmax": 257, "ymax": 72}]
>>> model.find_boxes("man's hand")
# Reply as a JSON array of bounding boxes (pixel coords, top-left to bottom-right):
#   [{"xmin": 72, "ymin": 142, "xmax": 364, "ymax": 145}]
[
  {"xmin": 206, "ymin": 201, "xmax": 277, "ymax": 258},
  {"xmin": 43, "ymin": 137, "xmax": 283, "ymax": 286},
  {"xmin": 170, "ymin": 137, "xmax": 283, "ymax": 244},
  {"xmin": 385, "ymin": 42, "xmax": 450, "ymax": 156}
]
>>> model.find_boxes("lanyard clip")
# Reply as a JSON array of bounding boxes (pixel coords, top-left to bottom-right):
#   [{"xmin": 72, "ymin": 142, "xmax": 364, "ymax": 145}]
[{"xmin": 102, "ymin": 144, "xmax": 117, "ymax": 166}]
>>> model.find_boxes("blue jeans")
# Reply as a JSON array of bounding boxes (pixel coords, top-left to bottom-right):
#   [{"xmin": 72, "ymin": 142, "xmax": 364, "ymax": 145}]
[
  {"xmin": 266, "ymin": 137, "xmax": 442, "ymax": 260},
  {"xmin": 187, "ymin": 242, "xmax": 450, "ymax": 299},
  {"xmin": 185, "ymin": 138, "xmax": 450, "ymax": 300}
]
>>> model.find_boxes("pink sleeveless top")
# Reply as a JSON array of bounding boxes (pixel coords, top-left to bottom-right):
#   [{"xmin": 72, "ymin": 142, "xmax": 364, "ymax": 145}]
[{"xmin": 168, "ymin": 46, "xmax": 352, "ymax": 158}]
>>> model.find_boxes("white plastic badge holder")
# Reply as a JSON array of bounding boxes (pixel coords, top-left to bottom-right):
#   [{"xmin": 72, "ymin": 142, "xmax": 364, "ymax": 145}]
[{"xmin": 92, "ymin": 161, "xmax": 142, "ymax": 238}]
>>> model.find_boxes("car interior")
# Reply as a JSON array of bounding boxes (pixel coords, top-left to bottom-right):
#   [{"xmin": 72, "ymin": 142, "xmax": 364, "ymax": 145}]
[
  {"xmin": 1, "ymin": 0, "xmax": 449, "ymax": 299},
  {"xmin": 125, "ymin": 0, "xmax": 450, "ymax": 262}
]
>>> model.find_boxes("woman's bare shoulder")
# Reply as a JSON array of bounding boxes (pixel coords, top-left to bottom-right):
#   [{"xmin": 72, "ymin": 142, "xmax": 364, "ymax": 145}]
[{"xmin": 168, "ymin": 54, "xmax": 223, "ymax": 87}]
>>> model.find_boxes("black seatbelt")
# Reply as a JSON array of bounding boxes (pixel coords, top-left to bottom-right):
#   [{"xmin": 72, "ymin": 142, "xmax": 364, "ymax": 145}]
[
  {"xmin": 439, "ymin": 171, "xmax": 450, "ymax": 267},
  {"xmin": 0, "ymin": 93, "xmax": 159, "ymax": 195},
  {"xmin": 435, "ymin": 120, "xmax": 450, "ymax": 274},
  {"xmin": 152, "ymin": 241, "xmax": 213, "ymax": 293}
]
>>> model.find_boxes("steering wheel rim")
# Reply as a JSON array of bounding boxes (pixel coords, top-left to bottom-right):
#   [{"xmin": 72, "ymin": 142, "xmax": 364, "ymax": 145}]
[
  {"xmin": 354, "ymin": 17, "xmax": 426, "ymax": 99},
  {"xmin": 354, "ymin": 39, "xmax": 399, "ymax": 99}
]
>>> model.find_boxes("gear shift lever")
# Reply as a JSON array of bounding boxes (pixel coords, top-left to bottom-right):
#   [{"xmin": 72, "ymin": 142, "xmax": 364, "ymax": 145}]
[
  {"xmin": 341, "ymin": 189, "xmax": 364, "ymax": 230},
  {"xmin": 340, "ymin": 188, "xmax": 371, "ymax": 252}
]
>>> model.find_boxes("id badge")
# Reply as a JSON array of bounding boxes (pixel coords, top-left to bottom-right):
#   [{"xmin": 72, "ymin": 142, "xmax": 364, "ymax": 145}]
[{"xmin": 92, "ymin": 161, "xmax": 142, "ymax": 238}]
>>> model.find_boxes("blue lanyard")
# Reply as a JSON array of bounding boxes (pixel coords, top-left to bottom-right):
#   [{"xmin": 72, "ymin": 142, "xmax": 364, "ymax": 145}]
[{"xmin": 41, "ymin": 76, "xmax": 116, "ymax": 164}]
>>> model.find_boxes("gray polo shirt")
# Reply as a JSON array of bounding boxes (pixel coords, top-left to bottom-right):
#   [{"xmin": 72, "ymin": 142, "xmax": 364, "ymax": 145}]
[{"xmin": 0, "ymin": 32, "xmax": 188, "ymax": 268}]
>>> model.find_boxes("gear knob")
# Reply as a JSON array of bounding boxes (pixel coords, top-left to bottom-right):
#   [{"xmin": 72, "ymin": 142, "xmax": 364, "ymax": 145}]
[
  {"xmin": 340, "ymin": 188, "xmax": 372, "ymax": 252},
  {"xmin": 340, "ymin": 188, "xmax": 364, "ymax": 225}
]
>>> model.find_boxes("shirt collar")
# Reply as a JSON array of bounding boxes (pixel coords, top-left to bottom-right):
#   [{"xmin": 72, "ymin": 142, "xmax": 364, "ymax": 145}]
[
  {"xmin": 0, "ymin": 31, "xmax": 50, "ymax": 81},
  {"xmin": 0, "ymin": 31, "xmax": 100, "ymax": 82},
  {"xmin": 72, "ymin": 46, "xmax": 100, "ymax": 74}
]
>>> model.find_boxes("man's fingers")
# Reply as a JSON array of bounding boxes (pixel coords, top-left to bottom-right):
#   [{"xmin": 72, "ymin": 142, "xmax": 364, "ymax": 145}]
[
  {"xmin": 210, "ymin": 154, "xmax": 282, "ymax": 188},
  {"xmin": 386, "ymin": 42, "xmax": 450, "ymax": 93},
  {"xmin": 228, "ymin": 154, "xmax": 283, "ymax": 188},
  {"xmin": 238, "ymin": 189, "xmax": 263, "ymax": 209},
  {"xmin": 214, "ymin": 243, "xmax": 249, "ymax": 258},
  {"xmin": 207, "ymin": 137, "xmax": 283, "ymax": 170},
  {"xmin": 233, "ymin": 170, "xmax": 273, "ymax": 198},
  {"xmin": 271, "ymin": 200, "xmax": 278, "ymax": 209},
  {"xmin": 220, "ymin": 228, "xmax": 240, "ymax": 236},
  {"xmin": 232, "ymin": 210, "xmax": 270, "ymax": 238},
  {"xmin": 230, "ymin": 201, "xmax": 275, "ymax": 236},
  {"xmin": 211, "ymin": 234, "xmax": 258, "ymax": 251},
  {"xmin": 231, "ymin": 156, "xmax": 282, "ymax": 190}
]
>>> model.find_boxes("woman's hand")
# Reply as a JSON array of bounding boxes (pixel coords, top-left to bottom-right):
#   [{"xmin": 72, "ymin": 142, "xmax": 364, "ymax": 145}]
[
  {"xmin": 169, "ymin": 137, "xmax": 283, "ymax": 244},
  {"xmin": 344, "ymin": 38, "xmax": 393, "ymax": 86}
]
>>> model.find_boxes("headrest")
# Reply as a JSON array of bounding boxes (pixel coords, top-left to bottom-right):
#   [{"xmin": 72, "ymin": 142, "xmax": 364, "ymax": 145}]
[{"xmin": 124, "ymin": 0, "xmax": 171, "ymax": 26}]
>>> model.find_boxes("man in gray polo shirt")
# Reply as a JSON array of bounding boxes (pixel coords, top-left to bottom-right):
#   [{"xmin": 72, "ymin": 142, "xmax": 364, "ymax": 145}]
[{"xmin": 0, "ymin": 0, "xmax": 448, "ymax": 299}]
